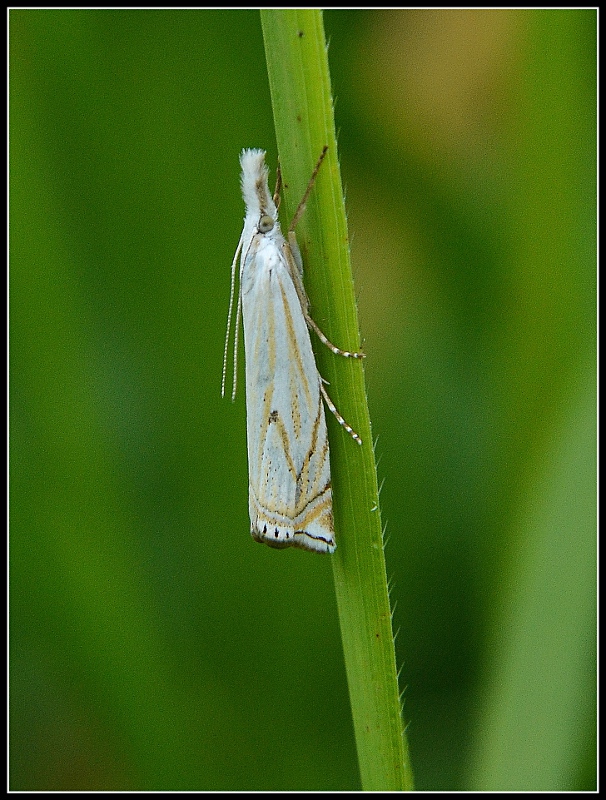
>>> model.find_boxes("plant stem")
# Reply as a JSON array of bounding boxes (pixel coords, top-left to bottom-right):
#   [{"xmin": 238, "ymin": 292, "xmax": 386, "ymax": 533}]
[{"xmin": 260, "ymin": 10, "xmax": 414, "ymax": 791}]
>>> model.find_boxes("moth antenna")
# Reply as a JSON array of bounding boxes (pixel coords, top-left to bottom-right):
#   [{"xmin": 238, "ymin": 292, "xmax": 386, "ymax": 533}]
[
  {"xmin": 231, "ymin": 282, "xmax": 242, "ymax": 402},
  {"xmin": 222, "ymin": 232, "xmax": 243, "ymax": 398}
]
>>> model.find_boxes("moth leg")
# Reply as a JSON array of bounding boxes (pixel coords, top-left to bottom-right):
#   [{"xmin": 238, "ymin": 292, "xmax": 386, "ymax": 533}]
[
  {"xmin": 320, "ymin": 381, "xmax": 362, "ymax": 445},
  {"xmin": 308, "ymin": 313, "xmax": 365, "ymax": 360},
  {"xmin": 281, "ymin": 235, "xmax": 365, "ymax": 360},
  {"xmin": 287, "ymin": 230, "xmax": 304, "ymax": 277},
  {"xmin": 273, "ymin": 159, "xmax": 282, "ymax": 211},
  {"xmin": 288, "ymin": 145, "xmax": 329, "ymax": 233}
]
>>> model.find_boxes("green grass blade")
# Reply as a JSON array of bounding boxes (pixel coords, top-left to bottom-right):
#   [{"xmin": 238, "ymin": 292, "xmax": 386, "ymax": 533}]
[{"xmin": 260, "ymin": 9, "xmax": 414, "ymax": 791}]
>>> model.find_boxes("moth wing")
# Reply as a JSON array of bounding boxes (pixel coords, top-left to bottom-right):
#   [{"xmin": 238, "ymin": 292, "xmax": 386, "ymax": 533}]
[{"xmin": 241, "ymin": 242, "xmax": 335, "ymax": 553}]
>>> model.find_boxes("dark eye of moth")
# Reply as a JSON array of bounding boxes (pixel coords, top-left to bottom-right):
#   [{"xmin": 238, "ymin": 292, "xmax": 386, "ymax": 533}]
[{"xmin": 258, "ymin": 215, "xmax": 274, "ymax": 233}]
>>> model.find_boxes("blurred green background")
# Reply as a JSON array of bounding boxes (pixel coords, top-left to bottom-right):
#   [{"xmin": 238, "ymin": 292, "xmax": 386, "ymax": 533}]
[{"xmin": 10, "ymin": 9, "xmax": 596, "ymax": 791}]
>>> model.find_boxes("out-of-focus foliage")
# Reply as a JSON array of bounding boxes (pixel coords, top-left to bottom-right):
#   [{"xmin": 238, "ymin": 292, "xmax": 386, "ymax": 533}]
[{"xmin": 10, "ymin": 9, "xmax": 595, "ymax": 790}]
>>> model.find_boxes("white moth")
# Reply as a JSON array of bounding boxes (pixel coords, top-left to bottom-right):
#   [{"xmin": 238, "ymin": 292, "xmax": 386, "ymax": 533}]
[{"xmin": 222, "ymin": 147, "xmax": 363, "ymax": 554}]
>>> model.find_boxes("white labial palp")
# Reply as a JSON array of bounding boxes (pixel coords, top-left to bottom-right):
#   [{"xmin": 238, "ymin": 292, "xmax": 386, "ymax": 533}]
[{"xmin": 222, "ymin": 148, "xmax": 363, "ymax": 554}]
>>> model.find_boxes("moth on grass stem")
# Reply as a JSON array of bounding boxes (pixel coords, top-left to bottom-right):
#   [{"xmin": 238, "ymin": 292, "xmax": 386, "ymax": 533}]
[{"xmin": 222, "ymin": 148, "xmax": 363, "ymax": 553}]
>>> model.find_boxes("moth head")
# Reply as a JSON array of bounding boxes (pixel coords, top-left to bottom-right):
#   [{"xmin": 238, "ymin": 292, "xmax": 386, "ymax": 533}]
[{"xmin": 240, "ymin": 149, "xmax": 278, "ymax": 224}]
